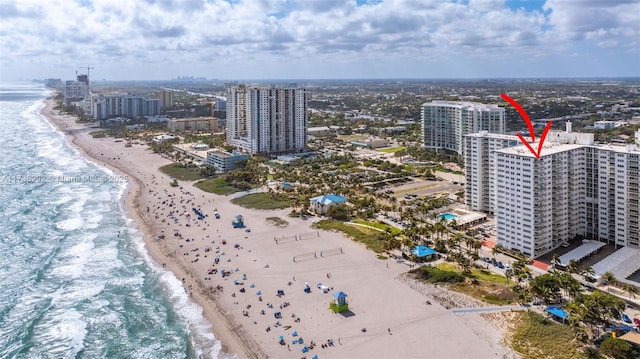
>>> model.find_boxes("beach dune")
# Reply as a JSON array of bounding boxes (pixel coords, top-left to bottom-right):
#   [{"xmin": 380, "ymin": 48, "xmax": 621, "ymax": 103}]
[{"xmin": 44, "ymin": 98, "xmax": 517, "ymax": 359}]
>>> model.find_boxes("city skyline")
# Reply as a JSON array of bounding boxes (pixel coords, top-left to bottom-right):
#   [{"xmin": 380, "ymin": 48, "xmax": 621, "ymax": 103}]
[{"xmin": 1, "ymin": 0, "xmax": 639, "ymax": 82}]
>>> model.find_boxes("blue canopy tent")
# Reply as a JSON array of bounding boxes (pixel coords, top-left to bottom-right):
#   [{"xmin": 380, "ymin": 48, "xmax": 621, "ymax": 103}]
[
  {"xmin": 546, "ymin": 306, "xmax": 568, "ymax": 323},
  {"xmin": 411, "ymin": 245, "xmax": 437, "ymax": 257}
]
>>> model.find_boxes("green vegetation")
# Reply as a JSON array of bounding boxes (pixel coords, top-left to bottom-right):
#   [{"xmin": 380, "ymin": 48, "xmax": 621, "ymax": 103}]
[
  {"xmin": 314, "ymin": 219, "xmax": 398, "ymax": 253},
  {"xmin": 436, "ymin": 262, "xmax": 509, "ymax": 285},
  {"xmin": 352, "ymin": 219, "xmax": 402, "ymax": 235},
  {"xmin": 511, "ymin": 312, "xmax": 589, "ymax": 359},
  {"xmin": 599, "ymin": 337, "xmax": 637, "ymax": 359},
  {"xmin": 266, "ymin": 217, "xmax": 289, "ymax": 227},
  {"xmin": 159, "ymin": 163, "xmax": 203, "ymax": 181},
  {"xmin": 377, "ymin": 146, "xmax": 406, "ymax": 153},
  {"xmin": 231, "ymin": 192, "xmax": 292, "ymax": 210},
  {"xmin": 195, "ymin": 178, "xmax": 243, "ymax": 195},
  {"xmin": 424, "ymin": 262, "xmax": 514, "ymax": 305},
  {"xmin": 413, "ymin": 265, "xmax": 465, "ymax": 283}
]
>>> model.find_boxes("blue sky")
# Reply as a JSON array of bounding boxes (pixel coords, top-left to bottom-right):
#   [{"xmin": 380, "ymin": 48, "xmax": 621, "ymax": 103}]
[{"xmin": 0, "ymin": 0, "xmax": 638, "ymax": 81}]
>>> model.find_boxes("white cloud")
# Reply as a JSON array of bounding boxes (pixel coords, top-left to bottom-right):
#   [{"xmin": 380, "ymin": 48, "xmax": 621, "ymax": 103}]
[{"xmin": 0, "ymin": 0, "xmax": 637, "ymax": 80}]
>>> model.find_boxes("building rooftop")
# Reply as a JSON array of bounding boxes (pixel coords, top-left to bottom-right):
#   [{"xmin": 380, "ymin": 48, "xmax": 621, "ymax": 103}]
[
  {"xmin": 466, "ymin": 132, "xmax": 518, "ymax": 140},
  {"xmin": 208, "ymin": 149, "xmax": 244, "ymax": 158},
  {"xmin": 423, "ymin": 100, "xmax": 503, "ymax": 110},
  {"xmin": 497, "ymin": 142, "xmax": 584, "ymax": 157},
  {"xmin": 497, "ymin": 140, "xmax": 640, "ymax": 158}
]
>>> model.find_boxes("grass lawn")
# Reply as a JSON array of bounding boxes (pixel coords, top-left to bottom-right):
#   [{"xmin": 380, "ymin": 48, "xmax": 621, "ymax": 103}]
[
  {"xmin": 314, "ymin": 219, "xmax": 387, "ymax": 252},
  {"xmin": 352, "ymin": 219, "xmax": 402, "ymax": 235},
  {"xmin": 159, "ymin": 163, "xmax": 203, "ymax": 181},
  {"xmin": 195, "ymin": 178, "xmax": 243, "ymax": 195},
  {"xmin": 377, "ymin": 146, "xmax": 406, "ymax": 153},
  {"xmin": 511, "ymin": 312, "xmax": 588, "ymax": 359},
  {"xmin": 231, "ymin": 193, "xmax": 291, "ymax": 210}
]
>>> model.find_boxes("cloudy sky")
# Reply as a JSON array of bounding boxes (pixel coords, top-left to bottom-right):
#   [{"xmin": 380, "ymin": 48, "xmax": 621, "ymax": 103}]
[{"xmin": 0, "ymin": 0, "xmax": 638, "ymax": 81}]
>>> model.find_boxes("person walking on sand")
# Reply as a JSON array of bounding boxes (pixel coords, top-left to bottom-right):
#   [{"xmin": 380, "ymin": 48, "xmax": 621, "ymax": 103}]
[{"xmin": 388, "ymin": 328, "xmax": 392, "ymax": 335}]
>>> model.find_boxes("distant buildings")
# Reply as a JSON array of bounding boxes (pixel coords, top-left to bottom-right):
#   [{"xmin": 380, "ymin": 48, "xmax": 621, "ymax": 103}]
[
  {"xmin": 64, "ymin": 74, "xmax": 89, "ymax": 106},
  {"xmin": 154, "ymin": 90, "xmax": 175, "ymax": 108},
  {"xmin": 226, "ymin": 85, "xmax": 308, "ymax": 156},
  {"xmin": 167, "ymin": 118, "xmax": 211, "ymax": 132},
  {"xmin": 593, "ymin": 121, "xmax": 620, "ymax": 130},
  {"xmin": 422, "ymin": 101, "xmax": 505, "ymax": 156},
  {"xmin": 465, "ymin": 122, "xmax": 640, "ymax": 258},
  {"xmin": 91, "ymin": 94, "xmax": 160, "ymax": 120}
]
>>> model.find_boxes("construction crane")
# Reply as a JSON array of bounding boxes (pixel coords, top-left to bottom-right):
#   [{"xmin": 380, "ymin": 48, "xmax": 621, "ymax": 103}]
[{"xmin": 76, "ymin": 65, "xmax": 94, "ymax": 88}]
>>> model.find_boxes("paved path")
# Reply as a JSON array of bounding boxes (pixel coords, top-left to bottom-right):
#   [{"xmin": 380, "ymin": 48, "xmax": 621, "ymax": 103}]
[{"xmin": 451, "ymin": 306, "xmax": 528, "ymax": 314}]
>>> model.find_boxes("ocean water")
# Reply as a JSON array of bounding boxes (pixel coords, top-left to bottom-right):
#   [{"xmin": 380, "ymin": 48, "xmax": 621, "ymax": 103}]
[{"xmin": 0, "ymin": 82, "xmax": 226, "ymax": 359}]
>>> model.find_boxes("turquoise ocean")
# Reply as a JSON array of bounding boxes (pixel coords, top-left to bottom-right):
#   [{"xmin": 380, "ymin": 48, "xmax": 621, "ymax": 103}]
[{"xmin": 0, "ymin": 82, "xmax": 228, "ymax": 359}]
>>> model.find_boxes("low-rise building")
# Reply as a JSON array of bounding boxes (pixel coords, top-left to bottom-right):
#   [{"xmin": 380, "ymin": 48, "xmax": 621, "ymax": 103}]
[
  {"xmin": 593, "ymin": 121, "xmax": 620, "ymax": 130},
  {"xmin": 205, "ymin": 149, "xmax": 249, "ymax": 173},
  {"xmin": 310, "ymin": 194, "xmax": 347, "ymax": 215},
  {"xmin": 153, "ymin": 134, "xmax": 177, "ymax": 144}
]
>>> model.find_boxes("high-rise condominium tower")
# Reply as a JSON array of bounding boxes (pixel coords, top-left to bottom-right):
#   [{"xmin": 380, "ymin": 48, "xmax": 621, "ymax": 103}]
[
  {"xmin": 422, "ymin": 101, "xmax": 505, "ymax": 156},
  {"xmin": 226, "ymin": 85, "xmax": 308, "ymax": 155}
]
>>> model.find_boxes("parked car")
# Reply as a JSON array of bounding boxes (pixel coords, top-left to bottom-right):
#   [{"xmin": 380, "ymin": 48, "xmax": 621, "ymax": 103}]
[{"xmin": 497, "ymin": 261, "xmax": 505, "ymax": 269}]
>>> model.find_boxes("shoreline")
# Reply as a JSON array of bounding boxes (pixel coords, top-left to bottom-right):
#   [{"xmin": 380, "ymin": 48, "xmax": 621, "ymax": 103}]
[
  {"xmin": 41, "ymin": 94, "xmax": 517, "ymax": 359},
  {"xmin": 40, "ymin": 97, "xmax": 257, "ymax": 359}
]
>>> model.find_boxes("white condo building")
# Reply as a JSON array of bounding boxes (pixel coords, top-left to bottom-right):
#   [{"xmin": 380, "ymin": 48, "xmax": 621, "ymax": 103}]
[
  {"xmin": 226, "ymin": 85, "xmax": 308, "ymax": 156},
  {"xmin": 465, "ymin": 123, "xmax": 640, "ymax": 258},
  {"xmin": 465, "ymin": 132, "xmax": 521, "ymax": 214},
  {"xmin": 422, "ymin": 101, "xmax": 505, "ymax": 156},
  {"xmin": 91, "ymin": 94, "xmax": 160, "ymax": 120}
]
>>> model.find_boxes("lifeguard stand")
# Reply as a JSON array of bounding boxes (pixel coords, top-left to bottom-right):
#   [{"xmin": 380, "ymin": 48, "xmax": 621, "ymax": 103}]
[
  {"xmin": 330, "ymin": 291, "xmax": 349, "ymax": 313},
  {"xmin": 232, "ymin": 214, "xmax": 245, "ymax": 228}
]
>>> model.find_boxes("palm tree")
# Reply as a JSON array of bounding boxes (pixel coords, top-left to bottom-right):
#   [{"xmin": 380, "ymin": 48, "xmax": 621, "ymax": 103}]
[
  {"xmin": 580, "ymin": 266, "xmax": 595, "ymax": 282},
  {"xmin": 600, "ymin": 271, "xmax": 617, "ymax": 292},
  {"xmin": 622, "ymin": 284, "xmax": 638, "ymax": 299},
  {"xmin": 551, "ymin": 254, "xmax": 561, "ymax": 270},
  {"xmin": 566, "ymin": 259, "xmax": 579, "ymax": 274}
]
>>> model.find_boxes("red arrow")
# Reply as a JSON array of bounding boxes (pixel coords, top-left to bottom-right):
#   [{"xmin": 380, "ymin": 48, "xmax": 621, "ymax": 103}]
[{"xmin": 501, "ymin": 93, "xmax": 552, "ymax": 159}]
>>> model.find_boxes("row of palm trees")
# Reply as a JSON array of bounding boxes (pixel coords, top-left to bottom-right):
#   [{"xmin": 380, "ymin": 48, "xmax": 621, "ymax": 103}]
[{"xmin": 550, "ymin": 255, "xmax": 639, "ymax": 299}]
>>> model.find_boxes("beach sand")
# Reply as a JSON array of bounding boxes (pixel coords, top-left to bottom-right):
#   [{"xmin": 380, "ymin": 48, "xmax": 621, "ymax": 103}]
[{"xmin": 42, "ymin": 98, "xmax": 518, "ymax": 359}]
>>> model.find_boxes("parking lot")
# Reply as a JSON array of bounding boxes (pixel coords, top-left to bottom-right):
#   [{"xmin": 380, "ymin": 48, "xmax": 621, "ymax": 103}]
[{"xmin": 388, "ymin": 177, "xmax": 464, "ymax": 199}]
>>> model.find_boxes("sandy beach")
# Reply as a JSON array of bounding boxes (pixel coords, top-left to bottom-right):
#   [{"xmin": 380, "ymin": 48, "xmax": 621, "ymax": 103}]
[{"xmin": 42, "ymin": 97, "xmax": 518, "ymax": 359}]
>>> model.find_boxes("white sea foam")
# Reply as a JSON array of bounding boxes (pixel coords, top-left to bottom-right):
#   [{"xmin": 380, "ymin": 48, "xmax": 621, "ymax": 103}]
[
  {"xmin": 84, "ymin": 214, "xmax": 103, "ymax": 229},
  {"xmin": 122, "ymin": 215, "xmax": 227, "ymax": 359},
  {"xmin": 40, "ymin": 308, "xmax": 88, "ymax": 358},
  {"xmin": 56, "ymin": 217, "xmax": 84, "ymax": 231},
  {"xmin": 50, "ymin": 237, "xmax": 95, "ymax": 278}
]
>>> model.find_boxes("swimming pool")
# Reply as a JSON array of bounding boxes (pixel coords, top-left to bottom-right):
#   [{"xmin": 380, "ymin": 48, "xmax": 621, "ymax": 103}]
[{"xmin": 438, "ymin": 213, "xmax": 458, "ymax": 221}]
